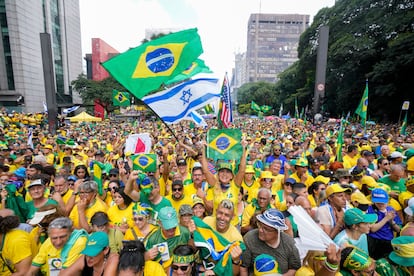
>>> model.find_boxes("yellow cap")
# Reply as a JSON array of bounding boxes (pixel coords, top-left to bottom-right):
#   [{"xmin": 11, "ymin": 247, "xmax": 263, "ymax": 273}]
[{"xmin": 351, "ymin": 191, "xmax": 372, "ymax": 205}]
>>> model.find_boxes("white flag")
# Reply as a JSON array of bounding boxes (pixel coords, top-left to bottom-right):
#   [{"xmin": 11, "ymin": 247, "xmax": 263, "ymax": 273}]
[
  {"xmin": 142, "ymin": 78, "xmax": 221, "ymax": 124},
  {"xmin": 124, "ymin": 133, "xmax": 152, "ymax": 154}
]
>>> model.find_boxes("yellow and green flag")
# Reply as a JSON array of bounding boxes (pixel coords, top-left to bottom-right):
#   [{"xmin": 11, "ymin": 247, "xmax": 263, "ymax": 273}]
[
  {"xmin": 261, "ymin": 105, "xmax": 272, "ymax": 113},
  {"xmin": 131, "ymin": 154, "xmax": 157, "ymax": 172},
  {"xmin": 112, "ymin": 90, "xmax": 130, "ymax": 107},
  {"xmin": 355, "ymin": 80, "xmax": 369, "ymax": 126},
  {"xmin": 102, "ymin": 28, "xmax": 203, "ymax": 99},
  {"xmin": 207, "ymin": 129, "xmax": 242, "ymax": 161},
  {"xmin": 251, "ymin": 101, "xmax": 261, "ymax": 112},
  {"xmin": 92, "ymin": 160, "xmax": 105, "ymax": 196},
  {"xmin": 164, "ymin": 58, "xmax": 212, "ymax": 85},
  {"xmin": 400, "ymin": 113, "xmax": 408, "ymax": 135},
  {"xmin": 336, "ymin": 119, "xmax": 345, "ymax": 162}
]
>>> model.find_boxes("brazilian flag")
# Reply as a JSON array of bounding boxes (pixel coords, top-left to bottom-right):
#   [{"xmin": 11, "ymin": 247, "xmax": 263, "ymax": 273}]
[
  {"xmin": 131, "ymin": 154, "xmax": 157, "ymax": 172},
  {"xmin": 251, "ymin": 101, "xmax": 261, "ymax": 112},
  {"xmin": 355, "ymin": 80, "xmax": 369, "ymax": 126},
  {"xmin": 400, "ymin": 113, "xmax": 407, "ymax": 135},
  {"xmin": 112, "ymin": 90, "xmax": 131, "ymax": 107},
  {"xmin": 92, "ymin": 160, "xmax": 105, "ymax": 196},
  {"xmin": 164, "ymin": 59, "xmax": 212, "ymax": 85},
  {"xmin": 192, "ymin": 216, "xmax": 245, "ymax": 275},
  {"xmin": 207, "ymin": 129, "xmax": 242, "ymax": 161},
  {"xmin": 102, "ymin": 28, "xmax": 203, "ymax": 99},
  {"xmin": 260, "ymin": 105, "xmax": 272, "ymax": 113}
]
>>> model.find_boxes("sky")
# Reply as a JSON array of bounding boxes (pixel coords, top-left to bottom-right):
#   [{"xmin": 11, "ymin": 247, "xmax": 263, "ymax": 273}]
[{"xmin": 79, "ymin": 0, "xmax": 335, "ymax": 79}]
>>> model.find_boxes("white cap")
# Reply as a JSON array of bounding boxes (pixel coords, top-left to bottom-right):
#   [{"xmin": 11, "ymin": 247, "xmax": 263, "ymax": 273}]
[
  {"xmin": 193, "ymin": 162, "xmax": 202, "ymax": 169},
  {"xmin": 404, "ymin": 197, "xmax": 414, "ymax": 216},
  {"xmin": 28, "ymin": 209, "xmax": 56, "ymax": 225},
  {"xmin": 390, "ymin": 151, "xmax": 406, "ymax": 159}
]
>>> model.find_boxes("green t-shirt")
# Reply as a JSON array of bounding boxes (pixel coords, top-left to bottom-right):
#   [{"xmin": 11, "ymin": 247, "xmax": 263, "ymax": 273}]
[
  {"xmin": 26, "ymin": 198, "xmax": 58, "ymax": 219},
  {"xmin": 378, "ymin": 175, "xmax": 407, "ymax": 193}
]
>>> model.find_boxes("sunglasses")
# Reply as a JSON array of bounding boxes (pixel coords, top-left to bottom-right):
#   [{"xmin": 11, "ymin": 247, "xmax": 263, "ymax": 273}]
[
  {"xmin": 262, "ymin": 178, "xmax": 273, "ymax": 182},
  {"xmin": 172, "ymin": 265, "xmax": 190, "ymax": 271},
  {"xmin": 172, "ymin": 188, "xmax": 183, "ymax": 192},
  {"xmin": 133, "ymin": 217, "xmax": 145, "ymax": 222},
  {"xmin": 109, "ymin": 174, "xmax": 118, "ymax": 177},
  {"xmin": 108, "ymin": 187, "xmax": 117, "ymax": 191}
]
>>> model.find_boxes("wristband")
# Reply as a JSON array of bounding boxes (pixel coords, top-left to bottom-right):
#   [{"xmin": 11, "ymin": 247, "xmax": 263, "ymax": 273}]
[
  {"xmin": 232, "ymin": 259, "xmax": 242, "ymax": 265},
  {"xmin": 324, "ymin": 260, "xmax": 338, "ymax": 272}
]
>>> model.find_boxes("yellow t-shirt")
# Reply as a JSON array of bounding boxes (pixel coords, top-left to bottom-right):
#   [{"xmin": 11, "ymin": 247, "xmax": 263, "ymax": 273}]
[
  {"xmin": 343, "ymin": 154, "xmax": 359, "ymax": 169},
  {"xmin": 32, "ymin": 232, "xmax": 87, "ymax": 275},
  {"xmin": 211, "ymin": 182, "xmax": 240, "ymax": 226},
  {"xmin": 203, "ymin": 216, "xmax": 243, "ymax": 243},
  {"xmin": 289, "ymin": 172, "xmax": 315, "ymax": 187},
  {"xmin": 165, "ymin": 194, "xmax": 194, "ymax": 214},
  {"xmin": 61, "ymin": 189, "xmax": 74, "ymax": 205},
  {"xmin": 69, "ymin": 198, "xmax": 108, "ymax": 228},
  {"xmin": 124, "ymin": 224, "xmax": 158, "ymax": 241},
  {"xmin": 107, "ymin": 203, "xmax": 134, "ymax": 228},
  {"xmin": 143, "ymin": 260, "xmax": 166, "ymax": 276},
  {"xmin": 0, "ymin": 229, "xmax": 32, "ymax": 276},
  {"xmin": 183, "ymin": 183, "xmax": 213, "ymax": 201}
]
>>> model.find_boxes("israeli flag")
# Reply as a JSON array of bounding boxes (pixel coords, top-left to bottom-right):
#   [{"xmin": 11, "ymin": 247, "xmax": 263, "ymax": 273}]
[
  {"xmin": 62, "ymin": 105, "xmax": 80, "ymax": 114},
  {"xmin": 188, "ymin": 110, "xmax": 207, "ymax": 127},
  {"xmin": 143, "ymin": 78, "xmax": 221, "ymax": 124}
]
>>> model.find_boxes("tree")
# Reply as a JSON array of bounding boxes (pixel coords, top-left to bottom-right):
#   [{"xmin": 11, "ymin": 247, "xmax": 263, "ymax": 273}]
[{"xmin": 71, "ymin": 74, "xmax": 125, "ymax": 114}]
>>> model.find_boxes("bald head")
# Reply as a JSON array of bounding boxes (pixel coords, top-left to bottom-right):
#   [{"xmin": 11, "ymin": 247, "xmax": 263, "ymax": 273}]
[{"xmin": 295, "ymin": 196, "xmax": 312, "ymax": 216}]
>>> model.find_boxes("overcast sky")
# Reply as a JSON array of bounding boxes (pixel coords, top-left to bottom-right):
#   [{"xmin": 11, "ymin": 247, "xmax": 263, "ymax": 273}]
[{"xmin": 79, "ymin": 0, "xmax": 335, "ymax": 78}]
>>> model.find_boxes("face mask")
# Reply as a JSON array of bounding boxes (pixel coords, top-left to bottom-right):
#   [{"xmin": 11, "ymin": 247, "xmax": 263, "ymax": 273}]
[
  {"xmin": 220, "ymin": 183, "xmax": 230, "ymax": 189},
  {"xmin": 358, "ymin": 204, "xmax": 369, "ymax": 212},
  {"xmin": 319, "ymin": 190, "xmax": 326, "ymax": 200}
]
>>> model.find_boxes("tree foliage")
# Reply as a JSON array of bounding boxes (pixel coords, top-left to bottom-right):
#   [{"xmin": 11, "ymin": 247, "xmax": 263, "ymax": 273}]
[
  {"xmin": 238, "ymin": 0, "xmax": 414, "ymax": 122},
  {"xmin": 71, "ymin": 74, "xmax": 125, "ymax": 114}
]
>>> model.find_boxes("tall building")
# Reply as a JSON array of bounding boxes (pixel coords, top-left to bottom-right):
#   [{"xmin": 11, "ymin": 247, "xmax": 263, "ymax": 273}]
[
  {"xmin": 87, "ymin": 38, "xmax": 119, "ymax": 81},
  {"xmin": 0, "ymin": 0, "xmax": 82, "ymax": 112},
  {"xmin": 245, "ymin": 13, "xmax": 309, "ymax": 83}
]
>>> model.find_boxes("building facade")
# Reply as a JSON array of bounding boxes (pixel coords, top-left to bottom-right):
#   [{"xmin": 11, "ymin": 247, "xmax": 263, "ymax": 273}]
[
  {"xmin": 244, "ymin": 13, "xmax": 309, "ymax": 84},
  {"xmin": 0, "ymin": 0, "xmax": 82, "ymax": 112}
]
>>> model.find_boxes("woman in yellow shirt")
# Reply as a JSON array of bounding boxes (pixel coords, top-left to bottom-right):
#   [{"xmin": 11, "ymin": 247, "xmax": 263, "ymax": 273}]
[
  {"xmin": 107, "ymin": 187, "xmax": 134, "ymax": 234},
  {"xmin": 124, "ymin": 202, "xmax": 157, "ymax": 241}
]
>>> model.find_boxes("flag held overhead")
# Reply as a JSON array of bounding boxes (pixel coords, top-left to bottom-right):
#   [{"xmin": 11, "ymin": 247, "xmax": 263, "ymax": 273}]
[
  {"xmin": 102, "ymin": 28, "xmax": 203, "ymax": 99},
  {"xmin": 207, "ymin": 129, "xmax": 242, "ymax": 160}
]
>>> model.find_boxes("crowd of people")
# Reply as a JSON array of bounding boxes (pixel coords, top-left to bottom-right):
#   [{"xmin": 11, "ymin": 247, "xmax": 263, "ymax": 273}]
[{"xmin": 0, "ymin": 110, "xmax": 414, "ymax": 275}]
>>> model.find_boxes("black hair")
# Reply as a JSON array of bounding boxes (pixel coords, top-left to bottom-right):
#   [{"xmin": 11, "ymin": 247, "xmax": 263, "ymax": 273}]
[
  {"xmin": 114, "ymin": 187, "xmax": 133, "ymax": 207},
  {"xmin": 0, "ymin": 215, "xmax": 20, "ymax": 234},
  {"xmin": 308, "ymin": 181, "xmax": 325, "ymax": 196},
  {"xmin": 340, "ymin": 247, "xmax": 355, "ymax": 271},
  {"xmin": 292, "ymin": 182, "xmax": 307, "ymax": 193},
  {"xmin": 173, "ymin": 245, "xmax": 197, "ymax": 276},
  {"xmin": 118, "ymin": 240, "xmax": 145, "ymax": 274},
  {"xmin": 29, "ymin": 163, "xmax": 43, "ymax": 173},
  {"xmin": 74, "ymin": 164, "xmax": 90, "ymax": 179}
]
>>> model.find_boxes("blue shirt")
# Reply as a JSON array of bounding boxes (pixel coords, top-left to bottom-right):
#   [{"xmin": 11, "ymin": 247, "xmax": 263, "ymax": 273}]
[
  {"xmin": 367, "ymin": 205, "xmax": 402, "ymax": 241},
  {"xmin": 334, "ymin": 230, "xmax": 369, "ymax": 254}
]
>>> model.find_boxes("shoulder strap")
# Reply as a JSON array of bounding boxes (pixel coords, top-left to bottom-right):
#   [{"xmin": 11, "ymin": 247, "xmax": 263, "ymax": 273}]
[
  {"xmin": 131, "ymin": 227, "xmax": 139, "ymax": 240},
  {"xmin": 0, "ymin": 253, "xmax": 15, "ymax": 273}
]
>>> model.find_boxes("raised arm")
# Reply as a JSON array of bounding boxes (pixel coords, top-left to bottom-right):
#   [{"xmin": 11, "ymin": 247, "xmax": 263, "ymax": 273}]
[
  {"xmin": 234, "ymin": 140, "xmax": 248, "ymax": 187},
  {"xmin": 200, "ymin": 141, "xmax": 218, "ymax": 187},
  {"xmin": 124, "ymin": 170, "xmax": 141, "ymax": 202}
]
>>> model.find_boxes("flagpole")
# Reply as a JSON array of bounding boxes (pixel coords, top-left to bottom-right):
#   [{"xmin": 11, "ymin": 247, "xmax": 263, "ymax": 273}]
[{"xmin": 139, "ymin": 100, "xmax": 179, "ymax": 140}]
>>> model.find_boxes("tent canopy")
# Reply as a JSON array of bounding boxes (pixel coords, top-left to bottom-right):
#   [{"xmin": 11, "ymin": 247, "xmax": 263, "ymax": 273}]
[{"xmin": 68, "ymin": 111, "xmax": 102, "ymax": 122}]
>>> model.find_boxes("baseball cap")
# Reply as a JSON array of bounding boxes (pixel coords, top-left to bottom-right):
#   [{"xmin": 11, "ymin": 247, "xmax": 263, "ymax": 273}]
[
  {"xmin": 109, "ymin": 168, "xmax": 119, "ymax": 175},
  {"xmin": 326, "ymin": 183, "xmax": 351, "ymax": 197},
  {"xmin": 284, "ymin": 178, "xmax": 296, "ymax": 185},
  {"xmin": 314, "ymin": 175, "xmax": 330, "ymax": 185},
  {"xmin": 245, "ymin": 165, "xmax": 255, "ymax": 174},
  {"xmin": 81, "ymin": 232, "xmax": 109, "ymax": 257},
  {"xmin": 158, "ymin": 206, "xmax": 178, "ymax": 230},
  {"xmin": 43, "ymin": 144, "xmax": 53, "ymax": 150},
  {"xmin": 95, "ymin": 150, "xmax": 105, "ymax": 156},
  {"xmin": 344, "ymin": 208, "xmax": 377, "ymax": 226},
  {"xmin": 256, "ymin": 208, "xmax": 288, "ymax": 231},
  {"xmin": 335, "ymin": 168, "xmax": 352, "ymax": 179},
  {"xmin": 371, "ymin": 188, "xmax": 389, "ymax": 203},
  {"xmin": 27, "ymin": 179, "xmax": 43, "ymax": 189},
  {"xmin": 361, "ymin": 176, "xmax": 377, "ymax": 188},
  {"xmin": 172, "ymin": 179, "xmax": 183, "ymax": 187},
  {"xmin": 217, "ymin": 162, "xmax": 233, "ymax": 173},
  {"xmin": 295, "ymin": 158, "xmax": 308, "ymax": 167},
  {"xmin": 351, "ymin": 191, "xmax": 371, "ymax": 205},
  {"xmin": 179, "ymin": 204, "xmax": 193, "ymax": 216},
  {"xmin": 259, "ymin": 171, "xmax": 276, "ymax": 181},
  {"xmin": 177, "ymin": 159, "xmax": 187, "ymax": 166},
  {"xmin": 28, "ymin": 208, "xmax": 57, "ymax": 225},
  {"xmin": 90, "ymin": 212, "xmax": 109, "ymax": 226},
  {"xmin": 390, "ymin": 151, "xmax": 406, "ymax": 159},
  {"xmin": 192, "ymin": 197, "xmax": 205, "ymax": 208},
  {"xmin": 404, "ymin": 197, "xmax": 414, "ymax": 216}
]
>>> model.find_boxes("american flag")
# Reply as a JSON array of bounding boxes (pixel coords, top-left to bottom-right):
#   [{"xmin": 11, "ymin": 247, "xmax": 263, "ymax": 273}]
[{"xmin": 219, "ymin": 73, "xmax": 232, "ymax": 128}]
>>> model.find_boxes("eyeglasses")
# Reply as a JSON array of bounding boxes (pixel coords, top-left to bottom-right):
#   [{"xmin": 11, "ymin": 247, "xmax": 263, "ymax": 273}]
[
  {"xmin": 108, "ymin": 187, "xmax": 117, "ymax": 191},
  {"xmin": 256, "ymin": 221, "xmax": 276, "ymax": 232},
  {"xmin": 133, "ymin": 216, "xmax": 145, "ymax": 222},
  {"xmin": 172, "ymin": 188, "xmax": 183, "ymax": 192},
  {"xmin": 109, "ymin": 174, "xmax": 118, "ymax": 177},
  {"xmin": 171, "ymin": 264, "xmax": 190, "ymax": 271},
  {"xmin": 382, "ymin": 162, "xmax": 389, "ymax": 165}
]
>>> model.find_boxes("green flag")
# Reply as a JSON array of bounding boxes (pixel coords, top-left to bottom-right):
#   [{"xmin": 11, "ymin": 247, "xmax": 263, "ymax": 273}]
[
  {"xmin": 260, "ymin": 105, "xmax": 272, "ymax": 113},
  {"xmin": 400, "ymin": 113, "xmax": 408, "ymax": 135},
  {"xmin": 164, "ymin": 58, "xmax": 212, "ymax": 85},
  {"xmin": 251, "ymin": 101, "xmax": 261, "ymax": 112},
  {"xmin": 355, "ymin": 80, "xmax": 369, "ymax": 126},
  {"xmin": 102, "ymin": 28, "xmax": 203, "ymax": 99},
  {"xmin": 131, "ymin": 154, "xmax": 157, "ymax": 172},
  {"xmin": 294, "ymin": 98, "xmax": 299, "ymax": 119},
  {"xmin": 204, "ymin": 103, "xmax": 214, "ymax": 114},
  {"xmin": 207, "ymin": 129, "xmax": 242, "ymax": 161},
  {"xmin": 336, "ymin": 119, "xmax": 345, "ymax": 162},
  {"xmin": 112, "ymin": 90, "xmax": 131, "ymax": 107}
]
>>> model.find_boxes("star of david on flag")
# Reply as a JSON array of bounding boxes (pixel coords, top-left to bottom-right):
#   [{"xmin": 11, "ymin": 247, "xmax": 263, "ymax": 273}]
[
  {"xmin": 207, "ymin": 129, "xmax": 242, "ymax": 160},
  {"xmin": 180, "ymin": 89, "xmax": 192, "ymax": 105}
]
